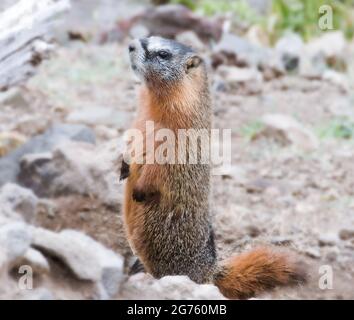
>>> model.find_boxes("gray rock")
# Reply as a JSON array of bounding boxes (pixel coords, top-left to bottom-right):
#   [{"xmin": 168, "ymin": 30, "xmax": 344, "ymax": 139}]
[
  {"xmin": 36, "ymin": 198, "xmax": 57, "ymax": 218},
  {"xmin": 16, "ymin": 248, "xmax": 50, "ymax": 274},
  {"xmin": 32, "ymin": 228, "xmax": 124, "ymax": 297},
  {"xmin": 259, "ymin": 114, "xmax": 319, "ymax": 151},
  {"xmin": 213, "ymin": 32, "xmax": 283, "ymax": 78},
  {"xmin": 339, "ymin": 228, "xmax": 354, "ymax": 240},
  {"xmin": 18, "ymin": 140, "xmax": 123, "ymax": 207},
  {"xmin": 275, "ymin": 33, "xmax": 304, "ymax": 72},
  {"xmin": 306, "ymin": 31, "xmax": 346, "ymax": 61},
  {"xmin": 120, "ymin": 274, "xmax": 225, "ymax": 300},
  {"xmin": 176, "ymin": 31, "xmax": 205, "ymax": 52},
  {"xmin": 129, "ymin": 24, "xmax": 149, "ymax": 39},
  {"xmin": 0, "ymin": 124, "xmax": 95, "ymax": 186},
  {"xmin": 325, "ymin": 249, "xmax": 339, "ymax": 262},
  {"xmin": 126, "ymin": 4, "xmax": 222, "ymax": 42},
  {"xmin": 302, "ymin": 247, "xmax": 321, "ymax": 259},
  {"xmin": 0, "ymin": 183, "xmax": 38, "ymax": 223},
  {"xmin": 0, "ymin": 87, "xmax": 26, "ymax": 106},
  {"xmin": 300, "ymin": 31, "xmax": 347, "ymax": 78},
  {"xmin": 318, "ymin": 234, "xmax": 338, "ymax": 247},
  {"xmin": 0, "ymin": 222, "xmax": 32, "ymax": 263},
  {"xmin": 216, "ymin": 65, "xmax": 263, "ymax": 94},
  {"xmin": 271, "ymin": 236, "xmax": 293, "ymax": 246},
  {"xmin": 213, "ymin": 33, "xmax": 264, "ymax": 68}
]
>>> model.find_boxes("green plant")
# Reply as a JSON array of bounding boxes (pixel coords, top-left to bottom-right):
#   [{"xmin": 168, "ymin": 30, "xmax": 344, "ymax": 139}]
[
  {"xmin": 171, "ymin": 0, "xmax": 262, "ymax": 25},
  {"xmin": 318, "ymin": 118, "xmax": 354, "ymax": 139},
  {"xmin": 269, "ymin": 0, "xmax": 354, "ymax": 42},
  {"xmin": 241, "ymin": 121, "xmax": 265, "ymax": 140},
  {"xmin": 170, "ymin": 0, "xmax": 198, "ymax": 11},
  {"xmin": 168, "ymin": 0, "xmax": 354, "ymax": 42}
]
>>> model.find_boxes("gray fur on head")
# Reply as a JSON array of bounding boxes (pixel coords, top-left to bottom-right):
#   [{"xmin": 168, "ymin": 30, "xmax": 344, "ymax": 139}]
[{"xmin": 129, "ymin": 36, "xmax": 201, "ymax": 86}]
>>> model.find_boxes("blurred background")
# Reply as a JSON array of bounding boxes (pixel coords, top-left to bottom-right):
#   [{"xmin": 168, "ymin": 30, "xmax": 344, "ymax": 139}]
[{"xmin": 0, "ymin": 0, "xmax": 354, "ymax": 300}]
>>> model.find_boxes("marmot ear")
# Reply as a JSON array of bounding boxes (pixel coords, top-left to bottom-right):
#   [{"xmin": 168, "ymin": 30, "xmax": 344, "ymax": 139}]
[{"xmin": 185, "ymin": 55, "xmax": 202, "ymax": 73}]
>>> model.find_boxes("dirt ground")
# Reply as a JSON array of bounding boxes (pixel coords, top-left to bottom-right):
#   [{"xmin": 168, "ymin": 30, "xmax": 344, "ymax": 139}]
[{"xmin": 1, "ymin": 0, "xmax": 354, "ymax": 300}]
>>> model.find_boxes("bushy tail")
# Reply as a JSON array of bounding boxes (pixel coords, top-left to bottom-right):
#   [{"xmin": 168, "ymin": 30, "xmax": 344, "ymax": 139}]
[{"xmin": 214, "ymin": 247, "xmax": 307, "ymax": 299}]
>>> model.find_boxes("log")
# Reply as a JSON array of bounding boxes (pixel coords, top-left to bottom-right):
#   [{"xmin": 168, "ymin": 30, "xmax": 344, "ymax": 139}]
[{"xmin": 0, "ymin": 0, "xmax": 71, "ymax": 91}]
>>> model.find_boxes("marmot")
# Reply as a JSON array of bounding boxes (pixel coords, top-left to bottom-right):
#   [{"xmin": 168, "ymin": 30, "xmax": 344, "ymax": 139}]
[{"xmin": 121, "ymin": 36, "xmax": 307, "ymax": 299}]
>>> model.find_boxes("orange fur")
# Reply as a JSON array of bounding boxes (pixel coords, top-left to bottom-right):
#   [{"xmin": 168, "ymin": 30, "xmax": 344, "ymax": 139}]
[{"xmin": 214, "ymin": 247, "xmax": 307, "ymax": 299}]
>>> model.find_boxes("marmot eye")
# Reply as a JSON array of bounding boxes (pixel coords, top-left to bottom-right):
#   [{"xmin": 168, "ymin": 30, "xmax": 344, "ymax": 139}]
[{"xmin": 157, "ymin": 50, "xmax": 170, "ymax": 59}]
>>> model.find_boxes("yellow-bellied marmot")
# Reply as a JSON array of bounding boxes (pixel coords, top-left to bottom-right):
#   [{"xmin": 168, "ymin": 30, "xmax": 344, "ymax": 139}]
[{"xmin": 120, "ymin": 36, "xmax": 307, "ymax": 299}]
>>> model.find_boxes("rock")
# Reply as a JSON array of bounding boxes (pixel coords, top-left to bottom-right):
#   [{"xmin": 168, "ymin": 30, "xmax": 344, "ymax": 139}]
[
  {"xmin": 0, "ymin": 124, "xmax": 95, "ymax": 186},
  {"xmin": 216, "ymin": 65, "xmax": 263, "ymax": 95},
  {"xmin": 0, "ymin": 131, "xmax": 27, "ymax": 157},
  {"xmin": 212, "ymin": 32, "xmax": 283, "ymax": 78},
  {"xmin": 318, "ymin": 234, "xmax": 338, "ymax": 247},
  {"xmin": 18, "ymin": 140, "xmax": 123, "ymax": 207},
  {"xmin": 95, "ymin": 125, "xmax": 119, "ymax": 140},
  {"xmin": 32, "ymin": 228, "xmax": 124, "ymax": 297},
  {"xmin": 271, "ymin": 236, "xmax": 293, "ymax": 246},
  {"xmin": 0, "ymin": 87, "xmax": 26, "ymax": 106},
  {"xmin": 66, "ymin": 107, "xmax": 132, "ymax": 129},
  {"xmin": 325, "ymin": 249, "xmax": 339, "ymax": 262},
  {"xmin": 300, "ymin": 31, "xmax": 347, "ymax": 78},
  {"xmin": 176, "ymin": 31, "xmax": 205, "ymax": 52},
  {"xmin": 245, "ymin": 225, "xmax": 262, "ymax": 238},
  {"xmin": 339, "ymin": 228, "xmax": 354, "ymax": 241},
  {"xmin": 14, "ymin": 115, "xmax": 50, "ymax": 137},
  {"xmin": 119, "ymin": 274, "xmax": 225, "ymax": 300},
  {"xmin": 258, "ymin": 114, "xmax": 319, "ymax": 151},
  {"xmin": 0, "ymin": 222, "xmax": 32, "ymax": 263},
  {"xmin": 299, "ymin": 52, "xmax": 327, "ymax": 79},
  {"xmin": 105, "ymin": 4, "xmax": 222, "ymax": 43},
  {"xmin": 213, "ymin": 33, "xmax": 265, "ymax": 68},
  {"xmin": 0, "ymin": 183, "xmax": 38, "ymax": 223},
  {"xmin": 16, "ymin": 248, "xmax": 50, "ymax": 274},
  {"xmin": 275, "ymin": 33, "xmax": 304, "ymax": 72},
  {"xmin": 129, "ymin": 24, "xmax": 149, "ymax": 39},
  {"xmin": 135, "ymin": 4, "xmax": 222, "ymax": 41},
  {"xmin": 302, "ymin": 247, "xmax": 321, "ymax": 259},
  {"xmin": 306, "ymin": 31, "xmax": 346, "ymax": 62},
  {"xmin": 36, "ymin": 199, "xmax": 58, "ymax": 218}
]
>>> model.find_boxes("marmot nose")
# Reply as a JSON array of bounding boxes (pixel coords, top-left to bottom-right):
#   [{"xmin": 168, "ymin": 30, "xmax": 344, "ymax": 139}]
[{"xmin": 128, "ymin": 43, "xmax": 136, "ymax": 53}]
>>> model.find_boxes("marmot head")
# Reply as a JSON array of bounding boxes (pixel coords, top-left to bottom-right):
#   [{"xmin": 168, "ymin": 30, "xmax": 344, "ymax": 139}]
[{"xmin": 128, "ymin": 36, "xmax": 204, "ymax": 89}]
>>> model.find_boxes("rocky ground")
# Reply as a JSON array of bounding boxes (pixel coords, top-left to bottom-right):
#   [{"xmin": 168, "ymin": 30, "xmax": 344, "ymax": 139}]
[{"xmin": 1, "ymin": 1, "xmax": 354, "ymax": 300}]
